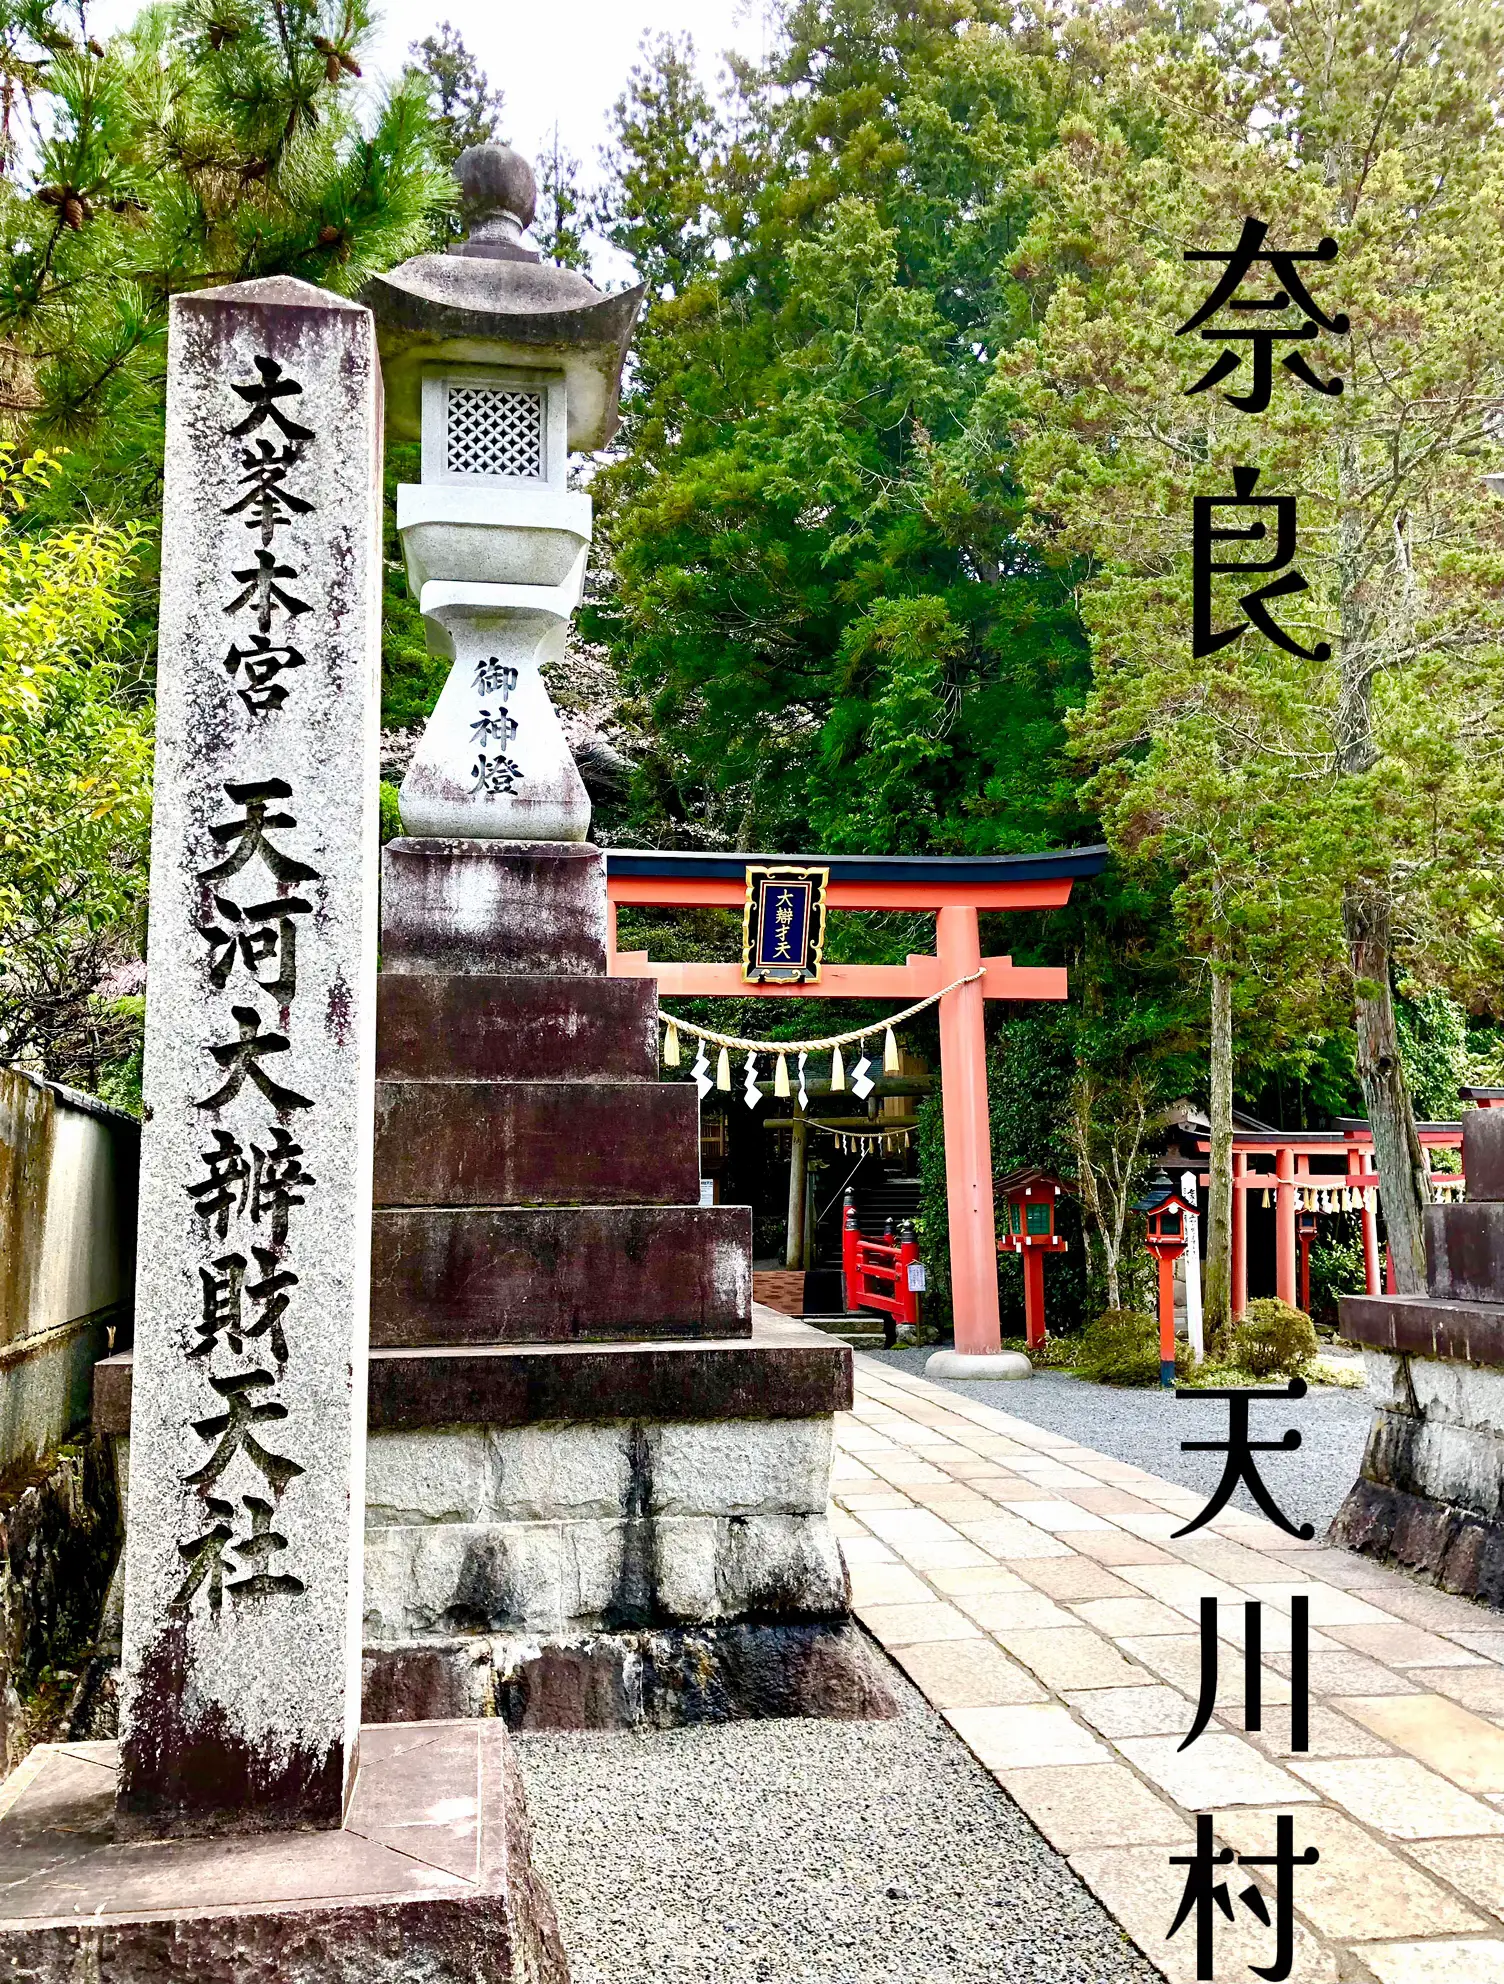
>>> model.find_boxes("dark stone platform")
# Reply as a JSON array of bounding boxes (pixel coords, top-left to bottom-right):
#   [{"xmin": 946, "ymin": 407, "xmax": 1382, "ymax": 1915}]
[
  {"xmin": 374, "ymin": 1078, "xmax": 701, "ymax": 1205},
  {"xmin": 371, "ymin": 1203, "xmax": 752, "ymax": 1344},
  {"xmin": 1335, "ymin": 1110, "xmax": 1504, "ymax": 1604},
  {"xmin": 378, "ymin": 972, "xmax": 659, "ymax": 1081},
  {"xmin": 92, "ymin": 1314, "xmax": 853, "ymax": 1435},
  {"xmin": 1340, "ymin": 1290, "xmax": 1504, "ymax": 1365},
  {"xmin": 381, "ymin": 838, "xmax": 606, "ymax": 977},
  {"xmin": 1423, "ymin": 1200, "xmax": 1504, "ymax": 1304},
  {"xmin": 362, "ymin": 1622, "xmax": 897, "ymax": 1732},
  {"xmin": 0, "ymin": 1720, "xmax": 567, "ymax": 1982}
]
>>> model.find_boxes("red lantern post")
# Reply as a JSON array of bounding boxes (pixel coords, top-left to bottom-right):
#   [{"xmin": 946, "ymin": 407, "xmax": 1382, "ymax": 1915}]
[
  {"xmin": 996, "ymin": 1169, "xmax": 1070, "ymax": 1351},
  {"xmin": 1136, "ymin": 1171, "xmax": 1196, "ymax": 1389},
  {"xmin": 1298, "ymin": 1207, "xmax": 1318, "ymax": 1315}
]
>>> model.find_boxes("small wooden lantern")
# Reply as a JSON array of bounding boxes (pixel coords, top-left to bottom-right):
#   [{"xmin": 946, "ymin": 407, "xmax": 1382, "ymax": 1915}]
[{"xmin": 996, "ymin": 1168, "xmax": 1070, "ymax": 1351}]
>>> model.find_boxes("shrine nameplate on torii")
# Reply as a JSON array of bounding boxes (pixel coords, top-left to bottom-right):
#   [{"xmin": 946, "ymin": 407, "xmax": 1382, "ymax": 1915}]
[{"xmin": 603, "ymin": 847, "xmax": 1107, "ymax": 1358}]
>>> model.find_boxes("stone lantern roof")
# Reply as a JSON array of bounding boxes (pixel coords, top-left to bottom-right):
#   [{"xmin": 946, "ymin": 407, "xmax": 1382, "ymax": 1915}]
[{"xmin": 365, "ymin": 143, "xmax": 645, "ymax": 451}]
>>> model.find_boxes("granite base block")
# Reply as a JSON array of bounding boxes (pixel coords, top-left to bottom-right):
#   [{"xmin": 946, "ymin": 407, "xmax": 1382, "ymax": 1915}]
[
  {"xmin": 362, "ymin": 1511, "xmax": 848, "ymax": 1638},
  {"xmin": 370, "ymin": 1203, "xmax": 752, "ymax": 1345},
  {"xmin": 362, "ymin": 1621, "xmax": 897, "ymax": 1732},
  {"xmin": 1331, "ymin": 1347, "xmax": 1504, "ymax": 1604},
  {"xmin": 0, "ymin": 1720, "xmax": 568, "ymax": 1982},
  {"xmin": 377, "ymin": 973, "xmax": 659, "ymax": 1082},
  {"xmin": 374, "ymin": 1078, "xmax": 701, "ymax": 1206},
  {"xmin": 93, "ymin": 1318, "xmax": 854, "ymax": 1437},
  {"xmin": 381, "ymin": 839, "xmax": 607, "ymax": 977}
]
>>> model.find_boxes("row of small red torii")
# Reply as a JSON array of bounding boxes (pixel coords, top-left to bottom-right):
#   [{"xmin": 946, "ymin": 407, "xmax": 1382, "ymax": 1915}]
[{"xmin": 1003, "ymin": 1115, "xmax": 1486, "ymax": 1363}]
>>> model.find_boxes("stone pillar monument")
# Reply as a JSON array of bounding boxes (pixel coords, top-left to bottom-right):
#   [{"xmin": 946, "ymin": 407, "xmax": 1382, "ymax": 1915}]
[
  {"xmin": 116, "ymin": 277, "xmax": 381, "ymax": 1838},
  {"xmin": 0, "ymin": 276, "xmax": 567, "ymax": 1984}
]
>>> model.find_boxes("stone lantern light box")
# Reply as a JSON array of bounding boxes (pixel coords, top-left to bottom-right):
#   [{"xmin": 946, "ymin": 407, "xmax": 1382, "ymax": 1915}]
[{"xmin": 367, "ymin": 143, "xmax": 644, "ymax": 843}]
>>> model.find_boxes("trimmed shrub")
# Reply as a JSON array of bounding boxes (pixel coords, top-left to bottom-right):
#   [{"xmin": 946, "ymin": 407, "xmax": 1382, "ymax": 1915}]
[
  {"xmin": 1076, "ymin": 1308, "xmax": 1163, "ymax": 1387},
  {"xmin": 1232, "ymin": 1298, "xmax": 1319, "ymax": 1380}
]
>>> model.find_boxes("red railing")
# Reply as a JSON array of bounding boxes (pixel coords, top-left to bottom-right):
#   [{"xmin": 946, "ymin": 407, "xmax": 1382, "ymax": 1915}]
[{"xmin": 842, "ymin": 1192, "xmax": 922, "ymax": 1342}]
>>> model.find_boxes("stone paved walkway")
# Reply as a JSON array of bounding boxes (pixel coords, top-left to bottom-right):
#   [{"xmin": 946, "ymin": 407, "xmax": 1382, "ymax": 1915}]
[{"xmin": 835, "ymin": 1354, "xmax": 1504, "ymax": 1984}]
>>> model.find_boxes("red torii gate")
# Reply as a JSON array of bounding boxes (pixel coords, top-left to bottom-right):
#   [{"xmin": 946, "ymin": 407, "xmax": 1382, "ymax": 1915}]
[
  {"xmin": 603, "ymin": 846, "xmax": 1107, "ymax": 1356},
  {"xmin": 1186, "ymin": 1116, "xmax": 1476, "ymax": 1313}
]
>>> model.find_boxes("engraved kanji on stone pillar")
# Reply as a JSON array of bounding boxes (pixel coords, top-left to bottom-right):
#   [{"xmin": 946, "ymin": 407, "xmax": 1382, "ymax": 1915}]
[{"xmin": 116, "ymin": 277, "xmax": 381, "ymax": 1838}]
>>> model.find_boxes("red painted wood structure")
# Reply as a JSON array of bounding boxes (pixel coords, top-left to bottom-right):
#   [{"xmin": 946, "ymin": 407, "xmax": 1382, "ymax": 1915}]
[
  {"xmin": 1136, "ymin": 1172, "xmax": 1196, "ymax": 1387},
  {"xmin": 996, "ymin": 1167, "xmax": 1069, "ymax": 1352},
  {"xmin": 604, "ymin": 846, "xmax": 1108, "ymax": 1356},
  {"xmin": 841, "ymin": 1194, "xmax": 922, "ymax": 1341},
  {"xmin": 1185, "ymin": 1119, "xmax": 1470, "ymax": 1314}
]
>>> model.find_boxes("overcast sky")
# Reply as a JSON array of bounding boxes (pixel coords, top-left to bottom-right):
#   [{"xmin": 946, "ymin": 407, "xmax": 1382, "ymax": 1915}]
[{"xmin": 367, "ymin": 1, "xmax": 774, "ymax": 169}]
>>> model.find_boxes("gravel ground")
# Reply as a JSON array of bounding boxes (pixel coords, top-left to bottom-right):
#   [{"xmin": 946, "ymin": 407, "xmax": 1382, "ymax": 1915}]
[
  {"xmin": 866, "ymin": 1350, "xmax": 1374, "ymax": 1538},
  {"xmin": 515, "ymin": 1667, "xmax": 1155, "ymax": 1984}
]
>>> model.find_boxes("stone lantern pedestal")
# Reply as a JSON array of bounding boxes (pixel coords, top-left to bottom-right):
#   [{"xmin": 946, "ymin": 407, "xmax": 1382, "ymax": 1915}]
[{"xmin": 1336, "ymin": 1107, "xmax": 1504, "ymax": 1604}]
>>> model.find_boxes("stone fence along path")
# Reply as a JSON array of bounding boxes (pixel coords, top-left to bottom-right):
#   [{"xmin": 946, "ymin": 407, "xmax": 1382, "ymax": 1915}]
[{"xmin": 836, "ymin": 1354, "xmax": 1504, "ymax": 1984}]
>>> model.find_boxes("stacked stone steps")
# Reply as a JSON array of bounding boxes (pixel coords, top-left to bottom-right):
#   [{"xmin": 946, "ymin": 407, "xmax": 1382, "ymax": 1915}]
[
  {"xmin": 346, "ymin": 838, "xmax": 860, "ymax": 1707},
  {"xmin": 378, "ymin": 972, "xmax": 659, "ymax": 1082},
  {"xmin": 373, "ymin": 838, "xmax": 747, "ymax": 1340},
  {"xmin": 371, "ymin": 1204, "xmax": 751, "ymax": 1344},
  {"xmin": 375, "ymin": 1079, "xmax": 701, "ymax": 1205}
]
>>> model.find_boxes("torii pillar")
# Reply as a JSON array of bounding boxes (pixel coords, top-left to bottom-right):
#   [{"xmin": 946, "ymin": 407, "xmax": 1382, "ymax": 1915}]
[{"xmin": 937, "ymin": 905, "xmax": 1001, "ymax": 1356}]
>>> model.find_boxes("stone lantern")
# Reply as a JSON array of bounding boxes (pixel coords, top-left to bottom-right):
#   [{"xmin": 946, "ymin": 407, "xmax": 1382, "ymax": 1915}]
[
  {"xmin": 366, "ymin": 143, "xmax": 643, "ymax": 840},
  {"xmin": 346, "ymin": 150, "xmax": 873, "ymax": 1725}
]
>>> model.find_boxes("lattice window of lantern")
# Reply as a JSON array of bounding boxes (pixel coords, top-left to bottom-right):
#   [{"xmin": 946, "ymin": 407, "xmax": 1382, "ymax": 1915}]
[{"xmin": 444, "ymin": 385, "xmax": 545, "ymax": 480}]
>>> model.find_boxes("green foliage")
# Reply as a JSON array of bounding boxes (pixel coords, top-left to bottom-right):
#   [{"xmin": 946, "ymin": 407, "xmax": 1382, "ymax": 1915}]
[
  {"xmin": 1002, "ymin": 0, "xmax": 1504, "ymax": 1267},
  {"xmin": 594, "ymin": 32, "xmax": 719, "ymax": 303},
  {"xmin": 1395, "ymin": 992, "xmax": 1469, "ymax": 1122},
  {"xmin": 94, "ymin": 994, "xmax": 144, "ymax": 1115},
  {"xmin": 0, "ymin": 449, "xmax": 150, "ymax": 1084},
  {"xmin": 381, "ymin": 441, "xmax": 446, "ymax": 731},
  {"xmin": 0, "ymin": 0, "xmax": 453, "ymax": 532},
  {"xmin": 406, "ymin": 21, "xmax": 504, "ymax": 163},
  {"xmin": 1309, "ymin": 1228, "xmax": 1366, "ymax": 1332},
  {"xmin": 378, "ymin": 780, "xmax": 403, "ymax": 845},
  {"xmin": 1075, "ymin": 1308, "xmax": 1168, "ymax": 1388},
  {"xmin": 1231, "ymin": 1299, "xmax": 1319, "ymax": 1381},
  {"xmin": 535, "ymin": 127, "xmax": 589, "ymax": 273},
  {"xmin": 589, "ymin": 2, "xmax": 1096, "ymax": 859}
]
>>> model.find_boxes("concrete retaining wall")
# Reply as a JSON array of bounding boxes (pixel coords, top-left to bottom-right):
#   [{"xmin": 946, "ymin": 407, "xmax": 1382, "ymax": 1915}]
[{"xmin": 0, "ymin": 1069, "xmax": 138, "ymax": 1473}]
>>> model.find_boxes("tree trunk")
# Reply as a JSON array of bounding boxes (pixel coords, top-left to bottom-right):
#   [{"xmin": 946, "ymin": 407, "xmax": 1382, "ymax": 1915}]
[
  {"xmin": 1103, "ymin": 1245, "xmax": 1121, "ymax": 1313},
  {"xmin": 1344, "ymin": 885, "xmax": 1429, "ymax": 1294},
  {"xmin": 1071, "ymin": 1078, "xmax": 1122, "ymax": 1310},
  {"xmin": 1204, "ymin": 965, "xmax": 1233, "ymax": 1352}
]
